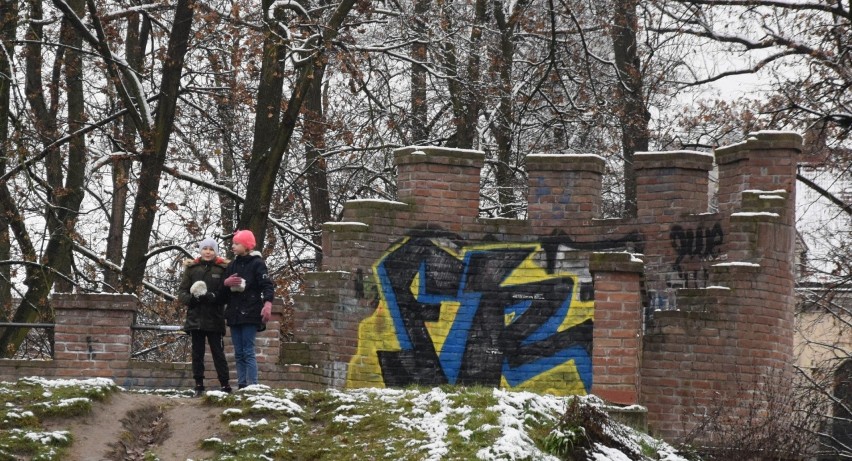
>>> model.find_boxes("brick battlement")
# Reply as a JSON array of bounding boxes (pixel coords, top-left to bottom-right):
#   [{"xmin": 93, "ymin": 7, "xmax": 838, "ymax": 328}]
[{"xmin": 300, "ymin": 130, "xmax": 802, "ymax": 442}]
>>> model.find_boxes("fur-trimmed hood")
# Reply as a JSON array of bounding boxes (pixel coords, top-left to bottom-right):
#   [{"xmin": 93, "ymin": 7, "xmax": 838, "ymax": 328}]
[{"xmin": 183, "ymin": 256, "xmax": 229, "ymax": 268}]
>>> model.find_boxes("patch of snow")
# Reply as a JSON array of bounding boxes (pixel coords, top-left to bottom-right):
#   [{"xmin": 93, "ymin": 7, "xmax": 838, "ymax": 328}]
[
  {"xmin": 713, "ymin": 262, "xmax": 760, "ymax": 267},
  {"xmin": 13, "ymin": 429, "xmax": 70, "ymax": 444},
  {"xmin": 635, "ymin": 150, "xmax": 713, "ymax": 157},
  {"xmin": 744, "ymin": 189, "xmax": 787, "ymax": 194},
  {"xmin": 244, "ymin": 394, "xmax": 303, "ymax": 414},
  {"xmin": 33, "ymin": 397, "xmax": 89, "ymax": 409},
  {"xmin": 333, "ymin": 414, "xmax": 365, "ymax": 425},
  {"xmin": 591, "ymin": 443, "xmax": 633, "ymax": 461},
  {"xmin": 527, "ymin": 153, "xmax": 606, "ymax": 161},
  {"xmin": 731, "ymin": 212, "xmax": 780, "ymax": 217},
  {"xmin": 21, "ymin": 376, "xmax": 115, "ymax": 389},
  {"xmin": 229, "ymin": 418, "xmax": 269, "ymax": 428},
  {"xmin": 345, "ymin": 199, "xmax": 408, "ymax": 205}
]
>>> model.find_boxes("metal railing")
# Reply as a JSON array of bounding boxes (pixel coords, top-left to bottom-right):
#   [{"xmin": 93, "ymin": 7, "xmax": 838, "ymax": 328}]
[
  {"xmin": 130, "ymin": 324, "xmax": 188, "ymax": 360},
  {"xmin": 0, "ymin": 322, "xmax": 190, "ymax": 360}
]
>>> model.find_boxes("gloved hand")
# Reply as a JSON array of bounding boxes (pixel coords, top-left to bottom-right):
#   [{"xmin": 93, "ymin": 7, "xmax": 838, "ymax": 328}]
[
  {"xmin": 224, "ymin": 274, "xmax": 245, "ymax": 291},
  {"xmin": 223, "ymin": 274, "xmax": 242, "ymax": 287},
  {"xmin": 198, "ymin": 292, "xmax": 216, "ymax": 303},
  {"xmin": 261, "ymin": 301, "xmax": 272, "ymax": 323}
]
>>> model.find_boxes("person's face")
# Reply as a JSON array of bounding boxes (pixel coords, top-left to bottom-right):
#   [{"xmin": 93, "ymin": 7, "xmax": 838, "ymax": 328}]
[
  {"xmin": 200, "ymin": 246, "xmax": 217, "ymax": 261},
  {"xmin": 232, "ymin": 242, "xmax": 248, "ymax": 256}
]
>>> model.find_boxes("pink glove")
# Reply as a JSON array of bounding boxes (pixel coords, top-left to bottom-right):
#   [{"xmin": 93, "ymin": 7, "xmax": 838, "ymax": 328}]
[
  {"xmin": 223, "ymin": 274, "xmax": 243, "ymax": 287},
  {"xmin": 261, "ymin": 301, "xmax": 272, "ymax": 323}
]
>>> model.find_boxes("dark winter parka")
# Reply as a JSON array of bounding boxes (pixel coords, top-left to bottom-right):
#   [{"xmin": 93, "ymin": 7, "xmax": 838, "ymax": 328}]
[
  {"xmin": 218, "ymin": 251, "xmax": 275, "ymax": 327},
  {"xmin": 178, "ymin": 257, "xmax": 229, "ymax": 333}
]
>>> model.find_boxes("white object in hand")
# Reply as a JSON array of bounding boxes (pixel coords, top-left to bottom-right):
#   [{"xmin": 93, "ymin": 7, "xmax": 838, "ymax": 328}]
[
  {"xmin": 190, "ymin": 280, "xmax": 207, "ymax": 297},
  {"xmin": 231, "ymin": 278, "xmax": 246, "ymax": 292}
]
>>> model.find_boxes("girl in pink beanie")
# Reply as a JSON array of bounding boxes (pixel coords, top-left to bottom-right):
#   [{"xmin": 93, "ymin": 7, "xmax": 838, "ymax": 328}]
[
  {"xmin": 218, "ymin": 230, "xmax": 274, "ymax": 388},
  {"xmin": 232, "ymin": 229, "xmax": 256, "ymax": 251}
]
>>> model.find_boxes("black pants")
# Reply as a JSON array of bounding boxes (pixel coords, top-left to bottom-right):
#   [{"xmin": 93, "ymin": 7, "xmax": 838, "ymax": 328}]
[{"xmin": 190, "ymin": 330, "xmax": 229, "ymax": 386}]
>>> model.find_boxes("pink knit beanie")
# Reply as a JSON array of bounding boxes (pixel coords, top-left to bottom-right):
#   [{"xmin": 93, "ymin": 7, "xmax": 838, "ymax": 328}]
[{"xmin": 232, "ymin": 230, "xmax": 256, "ymax": 250}]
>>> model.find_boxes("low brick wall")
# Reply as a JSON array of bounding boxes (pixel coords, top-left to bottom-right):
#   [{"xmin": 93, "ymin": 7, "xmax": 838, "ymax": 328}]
[{"xmin": 0, "ymin": 293, "xmax": 320, "ymax": 390}]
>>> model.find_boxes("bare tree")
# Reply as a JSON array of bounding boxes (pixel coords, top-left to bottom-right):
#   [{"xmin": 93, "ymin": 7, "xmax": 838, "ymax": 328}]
[
  {"xmin": 0, "ymin": 0, "xmax": 17, "ymax": 314},
  {"xmin": 237, "ymin": 0, "xmax": 358, "ymax": 256}
]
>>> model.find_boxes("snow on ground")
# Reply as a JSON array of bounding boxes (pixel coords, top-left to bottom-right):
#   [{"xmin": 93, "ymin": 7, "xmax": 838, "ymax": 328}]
[{"xmin": 8, "ymin": 377, "xmax": 689, "ymax": 460}]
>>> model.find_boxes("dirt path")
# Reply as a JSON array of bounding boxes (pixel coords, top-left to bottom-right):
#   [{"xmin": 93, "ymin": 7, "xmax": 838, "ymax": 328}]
[{"xmin": 43, "ymin": 392, "xmax": 229, "ymax": 461}]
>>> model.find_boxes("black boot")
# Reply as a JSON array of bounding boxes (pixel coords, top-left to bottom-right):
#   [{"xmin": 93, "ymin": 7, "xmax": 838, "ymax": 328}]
[
  {"xmin": 193, "ymin": 385, "xmax": 205, "ymax": 398},
  {"xmin": 221, "ymin": 385, "xmax": 233, "ymax": 394}
]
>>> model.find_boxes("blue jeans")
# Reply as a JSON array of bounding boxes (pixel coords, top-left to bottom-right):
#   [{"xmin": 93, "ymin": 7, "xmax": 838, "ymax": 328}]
[{"xmin": 230, "ymin": 324, "xmax": 258, "ymax": 387}]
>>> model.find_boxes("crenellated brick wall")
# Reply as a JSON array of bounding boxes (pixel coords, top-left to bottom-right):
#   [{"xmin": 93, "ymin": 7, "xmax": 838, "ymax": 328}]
[{"xmin": 286, "ymin": 131, "xmax": 802, "ymax": 442}]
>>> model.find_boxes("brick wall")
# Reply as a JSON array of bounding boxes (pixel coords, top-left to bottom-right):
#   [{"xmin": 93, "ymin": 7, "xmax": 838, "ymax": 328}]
[
  {"xmin": 0, "ymin": 294, "xmax": 310, "ymax": 390},
  {"xmin": 290, "ymin": 131, "xmax": 801, "ymax": 442}
]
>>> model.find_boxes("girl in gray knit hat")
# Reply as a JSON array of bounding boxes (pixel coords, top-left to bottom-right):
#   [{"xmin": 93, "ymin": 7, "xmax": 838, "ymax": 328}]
[{"xmin": 177, "ymin": 238, "xmax": 232, "ymax": 396}]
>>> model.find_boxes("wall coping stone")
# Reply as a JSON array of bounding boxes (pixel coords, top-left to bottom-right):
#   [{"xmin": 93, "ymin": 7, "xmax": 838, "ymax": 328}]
[
  {"xmin": 52, "ymin": 293, "xmax": 139, "ymax": 311},
  {"xmin": 323, "ymin": 222, "xmax": 370, "ymax": 232},
  {"xmin": 715, "ymin": 130, "xmax": 802, "ymax": 164},
  {"xmin": 526, "ymin": 154, "xmax": 606, "ymax": 173},
  {"xmin": 634, "ymin": 151, "xmax": 714, "ymax": 171},
  {"xmin": 394, "ymin": 146, "xmax": 485, "ymax": 168}
]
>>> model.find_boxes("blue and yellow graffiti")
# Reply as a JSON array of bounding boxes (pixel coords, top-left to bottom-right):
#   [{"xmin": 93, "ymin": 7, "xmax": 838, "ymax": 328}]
[{"xmin": 347, "ymin": 237, "xmax": 594, "ymax": 396}]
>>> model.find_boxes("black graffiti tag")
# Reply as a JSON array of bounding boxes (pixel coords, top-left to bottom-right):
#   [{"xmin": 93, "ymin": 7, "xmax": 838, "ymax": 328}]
[{"xmin": 670, "ymin": 222, "xmax": 724, "ymax": 274}]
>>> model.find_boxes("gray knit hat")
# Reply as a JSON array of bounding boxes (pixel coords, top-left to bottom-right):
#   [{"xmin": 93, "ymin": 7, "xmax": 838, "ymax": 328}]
[{"xmin": 198, "ymin": 238, "xmax": 219, "ymax": 254}]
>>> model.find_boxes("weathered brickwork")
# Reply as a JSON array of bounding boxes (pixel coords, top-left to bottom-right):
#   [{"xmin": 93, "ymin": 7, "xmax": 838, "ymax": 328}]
[
  {"xmin": 293, "ymin": 131, "xmax": 801, "ymax": 442},
  {"xmin": 0, "ymin": 294, "xmax": 317, "ymax": 390}
]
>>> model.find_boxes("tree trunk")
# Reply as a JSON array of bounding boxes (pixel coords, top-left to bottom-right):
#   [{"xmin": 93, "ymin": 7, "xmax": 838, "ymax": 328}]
[
  {"xmin": 104, "ymin": 12, "xmax": 147, "ymax": 292},
  {"xmin": 410, "ymin": 0, "xmax": 430, "ymax": 144},
  {"xmin": 303, "ymin": 63, "xmax": 331, "ymax": 269},
  {"xmin": 0, "ymin": 0, "xmax": 58, "ymax": 355},
  {"xmin": 120, "ymin": 0, "xmax": 196, "ymax": 293},
  {"xmin": 445, "ymin": 0, "xmax": 487, "ymax": 149},
  {"xmin": 238, "ymin": 0, "xmax": 358, "ymax": 248},
  {"xmin": 0, "ymin": 0, "xmax": 89, "ymax": 355},
  {"xmin": 0, "ymin": 0, "xmax": 18, "ymax": 314},
  {"xmin": 51, "ymin": 0, "xmax": 87, "ymax": 293},
  {"xmin": 236, "ymin": 0, "xmax": 288, "ymax": 249},
  {"xmin": 611, "ymin": 0, "xmax": 649, "ymax": 218},
  {"xmin": 491, "ymin": 0, "xmax": 529, "ymax": 219}
]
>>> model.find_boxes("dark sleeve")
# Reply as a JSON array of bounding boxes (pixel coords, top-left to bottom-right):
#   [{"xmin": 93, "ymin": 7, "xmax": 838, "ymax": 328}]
[
  {"xmin": 177, "ymin": 268, "xmax": 194, "ymax": 306},
  {"xmin": 256, "ymin": 260, "xmax": 275, "ymax": 302}
]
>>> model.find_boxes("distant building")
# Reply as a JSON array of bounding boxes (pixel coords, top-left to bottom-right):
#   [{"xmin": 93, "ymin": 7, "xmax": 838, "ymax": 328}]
[{"xmin": 795, "ymin": 161, "xmax": 852, "ymax": 459}]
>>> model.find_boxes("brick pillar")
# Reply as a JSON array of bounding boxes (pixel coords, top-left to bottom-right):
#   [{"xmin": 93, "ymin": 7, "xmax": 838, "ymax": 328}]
[
  {"xmin": 52, "ymin": 293, "xmax": 137, "ymax": 378},
  {"xmin": 635, "ymin": 151, "xmax": 714, "ymax": 223},
  {"xmin": 589, "ymin": 252, "xmax": 644, "ymax": 405},
  {"xmin": 255, "ymin": 300, "xmax": 283, "ymax": 368},
  {"xmin": 394, "ymin": 146, "xmax": 484, "ymax": 232},
  {"xmin": 715, "ymin": 130, "xmax": 801, "ymax": 226},
  {"xmin": 526, "ymin": 154, "xmax": 605, "ymax": 232}
]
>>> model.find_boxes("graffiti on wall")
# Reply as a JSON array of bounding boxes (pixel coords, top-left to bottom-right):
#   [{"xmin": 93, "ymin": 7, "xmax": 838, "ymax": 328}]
[
  {"xmin": 649, "ymin": 222, "xmax": 725, "ymax": 312},
  {"xmin": 669, "ymin": 222, "xmax": 724, "ymax": 288},
  {"xmin": 347, "ymin": 236, "xmax": 595, "ymax": 396}
]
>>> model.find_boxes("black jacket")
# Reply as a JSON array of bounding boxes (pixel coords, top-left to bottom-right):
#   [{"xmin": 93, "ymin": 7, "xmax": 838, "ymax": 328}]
[
  {"xmin": 178, "ymin": 257, "xmax": 228, "ymax": 333},
  {"xmin": 218, "ymin": 251, "xmax": 275, "ymax": 327}
]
